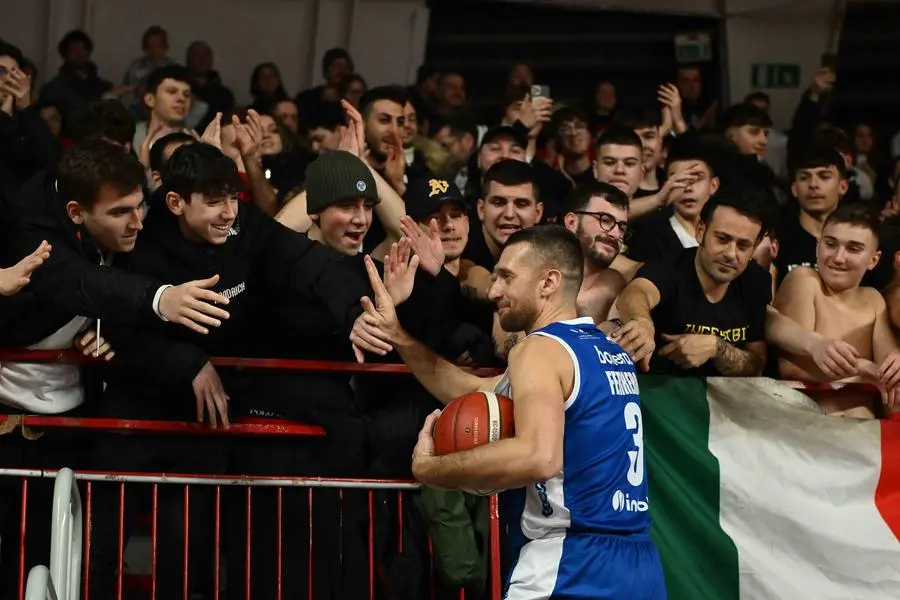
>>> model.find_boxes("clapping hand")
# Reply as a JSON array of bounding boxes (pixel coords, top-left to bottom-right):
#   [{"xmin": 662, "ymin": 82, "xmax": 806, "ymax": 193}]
[
  {"xmin": 338, "ymin": 99, "xmax": 367, "ymax": 158},
  {"xmin": 399, "ymin": 215, "xmax": 445, "ymax": 276},
  {"xmin": 382, "ymin": 238, "xmax": 420, "ymax": 306}
]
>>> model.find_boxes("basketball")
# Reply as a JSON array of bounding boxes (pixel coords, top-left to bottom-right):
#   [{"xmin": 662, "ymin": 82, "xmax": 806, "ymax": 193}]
[{"xmin": 432, "ymin": 391, "xmax": 515, "ymax": 455}]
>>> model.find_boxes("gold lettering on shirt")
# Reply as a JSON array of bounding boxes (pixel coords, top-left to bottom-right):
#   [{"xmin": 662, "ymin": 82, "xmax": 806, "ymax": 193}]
[{"xmin": 682, "ymin": 324, "xmax": 748, "ymax": 343}]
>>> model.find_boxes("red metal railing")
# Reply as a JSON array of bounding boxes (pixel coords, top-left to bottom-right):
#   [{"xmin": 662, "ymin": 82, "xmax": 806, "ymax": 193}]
[{"xmin": 0, "ymin": 347, "xmax": 507, "ymax": 600}]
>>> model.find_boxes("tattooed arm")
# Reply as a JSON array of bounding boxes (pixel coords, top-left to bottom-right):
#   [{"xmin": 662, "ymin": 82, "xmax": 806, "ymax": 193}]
[{"xmin": 713, "ymin": 339, "xmax": 766, "ymax": 376}]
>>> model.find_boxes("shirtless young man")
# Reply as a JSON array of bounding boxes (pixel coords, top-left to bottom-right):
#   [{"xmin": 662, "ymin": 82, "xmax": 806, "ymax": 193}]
[
  {"xmin": 774, "ymin": 204, "xmax": 900, "ymax": 418},
  {"xmin": 359, "ymin": 225, "xmax": 666, "ymax": 599}
]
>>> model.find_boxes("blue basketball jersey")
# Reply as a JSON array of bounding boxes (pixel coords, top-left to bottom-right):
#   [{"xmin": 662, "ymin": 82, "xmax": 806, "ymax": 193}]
[{"xmin": 496, "ymin": 317, "xmax": 664, "ymax": 599}]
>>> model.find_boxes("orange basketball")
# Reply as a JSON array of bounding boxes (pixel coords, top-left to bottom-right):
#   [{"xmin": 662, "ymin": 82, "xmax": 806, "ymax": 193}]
[{"xmin": 433, "ymin": 391, "xmax": 515, "ymax": 456}]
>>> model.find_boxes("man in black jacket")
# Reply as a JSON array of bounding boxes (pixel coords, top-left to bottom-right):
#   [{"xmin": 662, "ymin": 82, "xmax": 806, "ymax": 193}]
[
  {"xmin": 89, "ymin": 142, "xmax": 380, "ymax": 598},
  {"xmin": 0, "ymin": 140, "xmax": 233, "ymax": 599}
]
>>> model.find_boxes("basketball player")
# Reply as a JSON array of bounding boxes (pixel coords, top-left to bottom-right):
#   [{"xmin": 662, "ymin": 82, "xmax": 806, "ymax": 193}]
[{"xmin": 358, "ymin": 225, "xmax": 666, "ymax": 598}]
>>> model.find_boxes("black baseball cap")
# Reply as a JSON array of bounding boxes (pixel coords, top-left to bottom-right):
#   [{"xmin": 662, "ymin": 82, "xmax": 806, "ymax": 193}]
[
  {"xmin": 480, "ymin": 125, "xmax": 528, "ymax": 149},
  {"xmin": 405, "ymin": 177, "xmax": 467, "ymax": 223}
]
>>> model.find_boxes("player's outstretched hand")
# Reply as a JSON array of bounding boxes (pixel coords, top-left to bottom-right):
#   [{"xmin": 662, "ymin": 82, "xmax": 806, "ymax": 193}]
[
  {"xmin": 412, "ymin": 409, "xmax": 441, "ymax": 482},
  {"xmin": 350, "ymin": 254, "xmax": 402, "ymax": 362}
]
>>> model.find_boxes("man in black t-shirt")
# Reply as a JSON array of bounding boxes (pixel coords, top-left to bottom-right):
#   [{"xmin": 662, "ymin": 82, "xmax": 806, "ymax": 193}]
[
  {"xmin": 775, "ymin": 146, "xmax": 847, "ymax": 285},
  {"xmin": 614, "ymin": 193, "xmax": 772, "ymax": 377}
]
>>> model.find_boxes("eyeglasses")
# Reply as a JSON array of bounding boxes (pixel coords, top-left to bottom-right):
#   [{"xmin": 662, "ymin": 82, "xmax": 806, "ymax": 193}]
[{"xmin": 573, "ymin": 211, "xmax": 628, "ymax": 237}]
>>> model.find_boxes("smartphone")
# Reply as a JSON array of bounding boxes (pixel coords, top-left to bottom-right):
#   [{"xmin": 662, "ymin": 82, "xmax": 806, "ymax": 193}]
[
  {"xmin": 821, "ymin": 53, "xmax": 838, "ymax": 71},
  {"xmin": 530, "ymin": 85, "xmax": 550, "ymax": 99}
]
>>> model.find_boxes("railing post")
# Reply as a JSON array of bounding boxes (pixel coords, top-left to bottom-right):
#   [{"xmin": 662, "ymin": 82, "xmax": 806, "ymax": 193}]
[{"xmin": 50, "ymin": 468, "xmax": 83, "ymax": 600}]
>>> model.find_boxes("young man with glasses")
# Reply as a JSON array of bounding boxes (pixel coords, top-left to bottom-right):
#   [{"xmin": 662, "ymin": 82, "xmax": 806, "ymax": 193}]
[{"xmin": 563, "ymin": 181, "xmax": 631, "ymax": 323}]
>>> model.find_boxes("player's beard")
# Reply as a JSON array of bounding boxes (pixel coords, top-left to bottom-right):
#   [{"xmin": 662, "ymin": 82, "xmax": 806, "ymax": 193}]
[{"xmin": 499, "ymin": 302, "xmax": 538, "ymax": 333}]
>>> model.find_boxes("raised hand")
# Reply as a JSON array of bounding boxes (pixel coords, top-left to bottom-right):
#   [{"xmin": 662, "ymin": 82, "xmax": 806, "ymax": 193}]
[
  {"xmin": 658, "ymin": 161, "xmax": 703, "ymax": 206},
  {"xmin": 158, "ymin": 275, "xmax": 231, "ymax": 335},
  {"xmin": 235, "ymin": 110, "xmax": 263, "ymax": 157},
  {"xmin": 0, "ymin": 240, "xmax": 51, "ymax": 296},
  {"xmin": 0, "ymin": 67, "xmax": 32, "ymax": 111},
  {"xmin": 350, "ymin": 254, "xmax": 404, "ymax": 362},
  {"xmin": 383, "ymin": 238, "xmax": 420, "ymax": 306},
  {"xmin": 399, "ymin": 215, "xmax": 445, "ymax": 276},
  {"xmin": 200, "ymin": 112, "xmax": 223, "ymax": 150},
  {"xmin": 384, "ymin": 131, "xmax": 406, "ymax": 193},
  {"xmin": 338, "ymin": 99, "xmax": 367, "ymax": 158}
]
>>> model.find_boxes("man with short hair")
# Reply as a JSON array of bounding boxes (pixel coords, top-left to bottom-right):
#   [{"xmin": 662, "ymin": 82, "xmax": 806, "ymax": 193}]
[
  {"xmin": 614, "ymin": 193, "xmax": 772, "ymax": 376},
  {"xmin": 91, "ymin": 143, "xmax": 386, "ymax": 597},
  {"xmin": 358, "ymin": 85, "xmax": 407, "ymax": 175},
  {"xmin": 774, "ymin": 146, "xmax": 848, "ymax": 284},
  {"xmin": 723, "ymin": 102, "xmax": 772, "ymax": 161},
  {"xmin": 612, "ymin": 107, "xmax": 665, "ymax": 197},
  {"xmin": 774, "ymin": 205, "xmax": 900, "ymax": 419},
  {"xmin": 357, "ymin": 225, "xmax": 667, "ymax": 599},
  {"xmin": 432, "ymin": 114, "xmax": 479, "ymax": 191},
  {"xmin": 563, "ymin": 180, "xmax": 631, "ymax": 322},
  {"xmin": 133, "ymin": 64, "xmax": 193, "ymax": 152},
  {"xmin": 0, "ymin": 141, "xmax": 231, "ymax": 595},
  {"xmin": 552, "ymin": 106, "xmax": 594, "ymax": 185},
  {"xmin": 434, "ymin": 72, "xmax": 467, "ymax": 116},
  {"xmin": 463, "ymin": 159, "xmax": 543, "ymax": 271}
]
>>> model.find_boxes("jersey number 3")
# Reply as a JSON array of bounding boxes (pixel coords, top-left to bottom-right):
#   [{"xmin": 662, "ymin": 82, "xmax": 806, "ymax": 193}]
[{"xmin": 623, "ymin": 402, "xmax": 644, "ymax": 487}]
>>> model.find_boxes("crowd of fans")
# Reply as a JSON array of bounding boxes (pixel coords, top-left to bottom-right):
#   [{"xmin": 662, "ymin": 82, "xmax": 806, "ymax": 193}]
[{"xmin": 2, "ymin": 22, "xmax": 900, "ymax": 599}]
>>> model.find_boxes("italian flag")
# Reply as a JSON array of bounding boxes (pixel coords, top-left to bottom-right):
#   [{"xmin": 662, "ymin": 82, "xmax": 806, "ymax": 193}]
[{"xmin": 642, "ymin": 377, "xmax": 900, "ymax": 599}]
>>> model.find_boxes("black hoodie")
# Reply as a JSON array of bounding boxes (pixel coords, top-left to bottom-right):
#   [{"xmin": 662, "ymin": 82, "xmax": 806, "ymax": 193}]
[
  {"xmin": 0, "ymin": 169, "xmax": 163, "ymax": 346},
  {"xmin": 98, "ymin": 196, "xmax": 370, "ymax": 420}
]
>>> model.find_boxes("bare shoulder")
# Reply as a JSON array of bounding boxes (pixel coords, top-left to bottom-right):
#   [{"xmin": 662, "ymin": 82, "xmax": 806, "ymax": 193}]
[
  {"xmin": 596, "ymin": 267, "xmax": 627, "ymax": 290},
  {"xmin": 509, "ymin": 335, "xmax": 571, "ymax": 372},
  {"xmin": 610, "ymin": 255, "xmax": 643, "ymax": 283},
  {"xmin": 508, "ymin": 335, "xmax": 575, "ymax": 397},
  {"xmin": 776, "ymin": 266, "xmax": 823, "ymax": 298},
  {"xmin": 859, "ymin": 285, "xmax": 887, "ymax": 311}
]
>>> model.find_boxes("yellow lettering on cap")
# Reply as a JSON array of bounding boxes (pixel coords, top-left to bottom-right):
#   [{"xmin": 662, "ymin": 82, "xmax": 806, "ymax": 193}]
[{"xmin": 428, "ymin": 179, "xmax": 449, "ymax": 197}]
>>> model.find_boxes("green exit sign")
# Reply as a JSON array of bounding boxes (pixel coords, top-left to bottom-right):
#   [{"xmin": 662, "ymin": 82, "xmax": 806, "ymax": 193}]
[{"xmin": 752, "ymin": 64, "xmax": 801, "ymax": 89}]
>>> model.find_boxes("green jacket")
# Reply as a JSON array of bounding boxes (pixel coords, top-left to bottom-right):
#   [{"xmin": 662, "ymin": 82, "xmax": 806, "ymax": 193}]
[{"xmin": 415, "ymin": 487, "xmax": 490, "ymax": 593}]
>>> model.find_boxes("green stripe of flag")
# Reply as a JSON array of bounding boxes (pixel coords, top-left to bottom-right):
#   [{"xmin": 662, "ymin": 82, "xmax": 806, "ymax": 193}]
[{"xmin": 642, "ymin": 376, "xmax": 739, "ymax": 600}]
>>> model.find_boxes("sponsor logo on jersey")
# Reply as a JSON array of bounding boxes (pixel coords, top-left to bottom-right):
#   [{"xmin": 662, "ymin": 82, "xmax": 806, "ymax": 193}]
[
  {"xmin": 611, "ymin": 490, "xmax": 649, "ymax": 513},
  {"xmin": 594, "ymin": 347, "xmax": 633, "ymax": 366}
]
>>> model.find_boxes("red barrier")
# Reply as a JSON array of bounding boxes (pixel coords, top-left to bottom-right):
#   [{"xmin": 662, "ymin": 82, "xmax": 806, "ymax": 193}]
[
  {"xmin": 0, "ymin": 347, "xmax": 506, "ymax": 600},
  {"xmin": 4, "ymin": 469, "xmax": 500, "ymax": 600}
]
